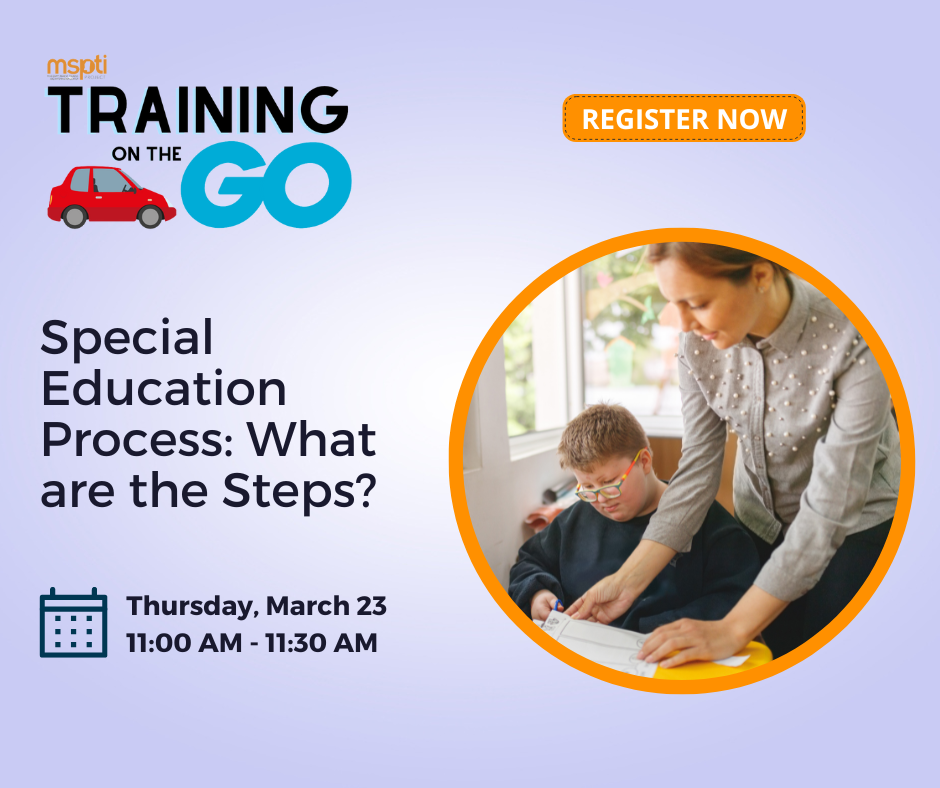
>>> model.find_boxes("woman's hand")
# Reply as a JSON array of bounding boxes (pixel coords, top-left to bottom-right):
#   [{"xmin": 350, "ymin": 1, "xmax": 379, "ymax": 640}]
[
  {"xmin": 566, "ymin": 574, "xmax": 636, "ymax": 624},
  {"xmin": 530, "ymin": 589, "xmax": 562, "ymax": 620},
  {"xmin": 637, "ymin": 587, "xmax": 789, "ymax": 667},
  {"xmin": 637, "ymin": 618, "xmax": 749, "ymax": 668},
  {"xmin": 567, "ymin": 540, "xmax": 678, "ymax": 624}
]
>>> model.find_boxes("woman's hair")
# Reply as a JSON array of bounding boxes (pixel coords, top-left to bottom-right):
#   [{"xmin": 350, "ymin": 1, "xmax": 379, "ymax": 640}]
[{"xmin": 644, "ymin": 243, "xmax": 786, "ymax": 283}]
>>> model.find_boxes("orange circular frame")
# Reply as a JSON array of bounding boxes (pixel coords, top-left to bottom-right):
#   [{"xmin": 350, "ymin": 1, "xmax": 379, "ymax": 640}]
[{"xmin": 448, "ymin": 228, "xmax": 915, "ymax": 694}]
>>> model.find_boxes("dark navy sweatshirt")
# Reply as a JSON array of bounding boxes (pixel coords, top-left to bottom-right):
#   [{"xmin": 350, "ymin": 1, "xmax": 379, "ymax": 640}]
[{"xmin": 508, "ymin": 498, "xmax": 759, "ymax": 634}]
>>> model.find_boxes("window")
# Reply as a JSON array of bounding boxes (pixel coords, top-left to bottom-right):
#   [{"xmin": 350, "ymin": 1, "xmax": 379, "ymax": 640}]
[
  {"xmin": 93, "ymin": 168, "xmax": 133, "ymax": 192},
  {"xmin": 582, "ymin": 247, "xmax": 682, "ymax": 423},
  {"xmin": 504, "ymin": 273, "xmax": 583, "ymax": 452},
  {"xmin": 69, "ymin": 168, "xmax": 90, "ymax": 192},
  {"xmin": 501, "ymin": 251, "xmax": 682, "ymax": 452}
]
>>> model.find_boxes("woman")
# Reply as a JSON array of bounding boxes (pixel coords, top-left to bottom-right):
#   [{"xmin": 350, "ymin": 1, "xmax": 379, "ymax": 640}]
[{"xmin": 567, "ymin": 243, "xmax": 900, "ymax": 666}]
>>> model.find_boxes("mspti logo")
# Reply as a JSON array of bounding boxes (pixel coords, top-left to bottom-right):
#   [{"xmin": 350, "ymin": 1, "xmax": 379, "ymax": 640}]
[
  {"xmin": 181, "ymin": 142, "xmax": 351, "ymax": 229},
  {"xmin": 47, "ymin": 56, "xmax": 107, "ymax": 80}
]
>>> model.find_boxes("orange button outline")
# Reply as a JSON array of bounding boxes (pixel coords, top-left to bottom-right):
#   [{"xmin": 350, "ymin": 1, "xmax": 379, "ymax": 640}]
[{"xmin": 563, "ymin": 94, "xmax": 806, "ymax": 142}]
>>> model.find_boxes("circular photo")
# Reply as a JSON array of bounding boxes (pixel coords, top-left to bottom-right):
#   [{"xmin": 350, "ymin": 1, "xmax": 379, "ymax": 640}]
[{"xmin": 450, "ymin": 231, "xmax": 913, "ymax": 693}]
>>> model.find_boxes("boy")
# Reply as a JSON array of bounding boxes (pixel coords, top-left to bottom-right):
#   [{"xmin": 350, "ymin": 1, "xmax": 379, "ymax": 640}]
[{"xmin": 509, "ymin": 404, "xmax": 758, "ymax": 633}]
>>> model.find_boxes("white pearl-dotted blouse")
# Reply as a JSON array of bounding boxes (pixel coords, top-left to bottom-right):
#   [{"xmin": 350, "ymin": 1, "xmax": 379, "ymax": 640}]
[{"xmin": 643, "ymin": 276, "xmax": 901, "ymax": 602}]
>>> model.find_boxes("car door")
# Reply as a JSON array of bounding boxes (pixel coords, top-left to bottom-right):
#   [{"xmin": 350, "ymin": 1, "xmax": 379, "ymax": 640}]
[
  {"xmin": 68, "ymin": 168, "xmax": 94, "ymax": 216},
  {"xmin": 91, "ymin": 168, "xmax": 138, "ymax": 220}
]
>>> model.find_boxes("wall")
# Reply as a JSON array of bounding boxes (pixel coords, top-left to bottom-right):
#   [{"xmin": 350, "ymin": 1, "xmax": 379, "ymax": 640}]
[{"xmin": 464, "ymin": 340, "xmax": 573, "ymax": 589}]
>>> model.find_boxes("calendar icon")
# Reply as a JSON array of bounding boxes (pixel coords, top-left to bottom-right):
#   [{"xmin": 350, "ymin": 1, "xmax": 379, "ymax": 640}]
[{"xmin": 40, "ymin": 587, "xmax": 108, "ymax": 658}]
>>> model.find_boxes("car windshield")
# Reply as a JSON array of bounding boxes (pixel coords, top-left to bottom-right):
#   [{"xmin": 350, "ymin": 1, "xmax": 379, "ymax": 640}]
[{"xmin": 121, "ymin": 172, "xmax": 142, "ymax": 188}]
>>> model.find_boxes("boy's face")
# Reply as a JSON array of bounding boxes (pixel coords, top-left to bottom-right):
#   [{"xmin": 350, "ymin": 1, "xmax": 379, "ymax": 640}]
[{"xmin": 573, "ymin": 452, "xmax": 649, "ymax": 522}]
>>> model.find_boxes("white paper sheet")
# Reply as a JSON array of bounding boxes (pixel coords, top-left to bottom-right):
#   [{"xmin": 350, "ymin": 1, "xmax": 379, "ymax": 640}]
[
  {"xmin": 711, "ymin": 654, "xmax": 750, "ymax": 667},
  {"xmin": 540, "ymin": 612, "xmax": 657, "ymax": 677},
  {"xmin": 540, "ymin": 612, "xmax": 750, "ymax": 672}
]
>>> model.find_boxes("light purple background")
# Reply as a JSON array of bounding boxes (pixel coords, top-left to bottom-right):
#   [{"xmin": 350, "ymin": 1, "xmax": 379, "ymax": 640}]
[{"xmin": 3, "ymin": 2, "xmax": 935, "ymax": 785}]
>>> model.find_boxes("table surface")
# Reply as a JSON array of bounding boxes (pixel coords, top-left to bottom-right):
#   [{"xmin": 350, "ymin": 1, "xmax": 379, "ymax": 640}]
[{"xmin": 653, "ymin": 640, "xmax": 773, "ymax": 680}]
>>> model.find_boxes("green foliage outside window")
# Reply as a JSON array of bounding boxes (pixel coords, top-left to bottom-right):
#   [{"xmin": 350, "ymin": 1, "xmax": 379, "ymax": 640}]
[
  {"xmin": 503, "ymin": 246, "xmax": 678, "ymax": 438},
  {"xmin": 504, "ymin": 304, "xmax": 535, "ymax": 436},
  {"xmin": 581, "ymin": 247, "xmax": 670, "ymax": 392}
]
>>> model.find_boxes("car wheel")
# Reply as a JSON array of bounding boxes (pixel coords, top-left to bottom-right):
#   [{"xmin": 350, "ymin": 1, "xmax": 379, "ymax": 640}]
[
  {"xmin": 63, "ymin": 206, "xmax": 87, "ymax": 229},
  {"xmin": 138, "ymin": 206, "xmax": 163, "ymax": 229}
]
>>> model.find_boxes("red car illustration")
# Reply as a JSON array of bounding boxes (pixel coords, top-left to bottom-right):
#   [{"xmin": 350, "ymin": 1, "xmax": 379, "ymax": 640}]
[{"xmin": 48, "ymin": 166, "xmax": 177, "ymax": 229}]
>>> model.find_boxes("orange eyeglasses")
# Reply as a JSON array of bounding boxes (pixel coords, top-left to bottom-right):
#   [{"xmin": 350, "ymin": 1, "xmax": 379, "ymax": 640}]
[{"xmin": 575, "ymin": 449, "xmax": 644, "ymax": 502}]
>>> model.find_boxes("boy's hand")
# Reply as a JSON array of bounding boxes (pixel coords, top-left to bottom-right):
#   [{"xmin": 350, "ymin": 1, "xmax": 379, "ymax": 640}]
[{"xmin": 531, "ymin": 589, "xmax": 562, "ymax": 620}]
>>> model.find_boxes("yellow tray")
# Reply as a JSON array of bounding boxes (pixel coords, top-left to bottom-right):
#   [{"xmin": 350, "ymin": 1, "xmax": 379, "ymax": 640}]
[{"xmin": 653, "ymin": 641, "xmax": 772, "ymax": 680}]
